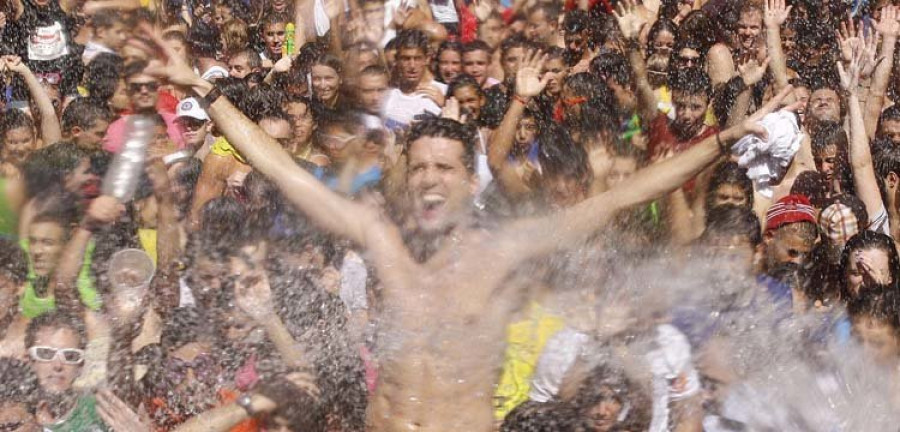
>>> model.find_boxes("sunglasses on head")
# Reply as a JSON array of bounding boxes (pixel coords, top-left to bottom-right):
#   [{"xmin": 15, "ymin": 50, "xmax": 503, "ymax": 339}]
[
  {"xmin": 128, "ymin": 82, "xmax": 160, "ymax": 93},
  {"xmin": 28, "ymin": 346, "xmax": 85, "ymax": 365}
]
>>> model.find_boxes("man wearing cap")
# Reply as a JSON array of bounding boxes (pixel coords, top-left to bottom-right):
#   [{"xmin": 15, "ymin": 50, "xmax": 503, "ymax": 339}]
[
  {"xmin": 762, "ymin": 194, "xmax": 819, "ymax": 273},
  {"xmin": 175, "ymin": 97, "xmax": 214, "ymax": 160}
]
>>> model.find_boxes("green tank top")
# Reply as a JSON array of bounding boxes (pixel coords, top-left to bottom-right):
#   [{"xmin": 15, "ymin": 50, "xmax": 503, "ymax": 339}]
[
  {"xmin": 19, "ymin": 238, "xmax": 102, "ymax": 318},
  {"xmin": 44, "ymin": 394, "xmax": 110, "ymax": 432},
  {"xmin": 0, "ymin": 178, "xmax": 18, "ymax": 237}
]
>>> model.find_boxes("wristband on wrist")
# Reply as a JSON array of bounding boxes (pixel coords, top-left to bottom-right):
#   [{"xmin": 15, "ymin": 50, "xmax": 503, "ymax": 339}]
[
  {"xmin": 512, "ymin": 94, "xmax": 529, "ymax": 106},
  {"xmin": 198, "ymin": 85, "xmax": 222, "ymax": 109}
]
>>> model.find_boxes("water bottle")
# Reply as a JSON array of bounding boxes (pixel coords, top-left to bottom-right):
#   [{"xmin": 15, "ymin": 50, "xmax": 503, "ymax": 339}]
[
  {"xmin": 102, "ymin": 115, "xmax": 155, "ymax": 202},
  {"xmin": 285, "ymin": 22, "xmax": 295, "ymax": 57}
]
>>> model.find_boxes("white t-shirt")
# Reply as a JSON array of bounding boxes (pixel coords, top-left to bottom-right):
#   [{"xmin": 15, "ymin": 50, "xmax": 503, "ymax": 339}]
[
  {"xmin": 82, "ymin": 41, "xmax": 114, "ymax": 64},
  {"xmin": 871, "ymin": 205, "xmax": 891, "ymax": 237},
  {"xmin": 28, "ymin": 21, "xmax": 69, "ymax": 61},
  {"xmin": 528, "ymin": 328, "xmax": 589, "ymax": 402},
  {"xmin": 382, "ymin": 81, "xmax": 447, "ymax": 131}
]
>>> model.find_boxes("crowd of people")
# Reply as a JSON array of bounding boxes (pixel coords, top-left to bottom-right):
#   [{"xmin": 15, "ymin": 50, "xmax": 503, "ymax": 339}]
[{"xmin": 1, "ymin": 0, "xmax": 900, "ymax": 430}]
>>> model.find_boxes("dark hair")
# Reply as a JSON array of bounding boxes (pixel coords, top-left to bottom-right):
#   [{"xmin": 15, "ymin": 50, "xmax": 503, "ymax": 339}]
[
  {"xmin": 702, "ymin": 204, "xmax": 763, "ymax": 247},
  {"xmin": 563, "ymin": 9, "xmax": 589, "ymax": 35},
  {"xmin": 406, "ymin": 118, "xmax": 477, "ymax": 173},
  {"xmin": 230, "ymin": 49, "xmax": 262, "ymax": 70},
  {"xmin": 359, "ymin": 64, "xmax": 389, "ymax": 78},
  {"xmin": 668, "ymin": 66, "xmax": 712, "ymax": 98},
  {"xmin": 500, "ymin": 401, "xmax": 578, "ymax": 432},
  {"xmin": 159, "ymin": 307, "xmax": 220, "ymax": 351},
  {"xmin": 462, "ymin": 39, "xmax": 493, "ymax": 56},
  {"xmin": 25, "ymin": 312, "xmax": 87, "ymax": 350},
  {"xmin": 255, "ymin": 364, "xmax": 326, "ymax": 432},
  {"xmin": 1, "ymin": 109, "xmax": 34, "ymax": 140},
  {"xmin": 61, "ymin": 98, "xmax": 112, "ymax": 133},
  {"xmin": 848, "ymin": 284, "xmax": 900, "ymax": 329},
  {"xmin": 499, "ymin": 34, "xmax": 532, "ymax": 61},
  {"xmin": 791, "ymin": 170, "xmax": 829, "ymax": 209},
  {"xmin": 538, "ymin": 123, "xmax": 592, "ymax": 188},
  {"xmin": 21, "ymin": 142, "xmax": 92, "ymax": 199},
  {"xmin": 243, "ymin": 84, "xmax": 287, "ymax": 122},
  {"xmin": 0, "ymin": 237, "xmax": 28, "ymax": 285},
  {"xmin": 648, "ymin": 18, "xmax": 679, "ymax": 54},
  {"xmin": 590, "ymin": 50, "xmax": 632, "ymax": 87},
  {"xmin": 261, "ymin": 11, "xmax": 291, "ymax": 29},
  {"xmin": 198, "ymin": 196, "xmax": 251, "ymax": 249},
  {"xmin": 877, "ymin": 105, "xmax": 900, "ymax": 137},
  {"xmin": 85, "ymin": 53, "xmax": 124, "ymax": 103},
  {"xmin": 187, "ymin": 22, "xmax": 221, "ymax": 59},
  {"xmin": 570, "ymin": 364, "xmax": 651, "ymax": 431},
  {"xmin": 677, "ymin": 11, "xmax": 717, "ymax": 51},
  {"xmin": 0, "ymin": 357, "xmax": 38, "ymax": 411},
  {"xmin": 393, "ymin": 29, "xmax": 430, "ymax": 54},
  {"xmin": 123, "ymin": 60, "xmax": 151, "ymax": 81},
  {"xmin": 447, "ymin": 74, "xmax": 484, "ymax": 99},
  {"xmin": 543, "ymin": 46, "xmax": 565, "ymax": 62},
  {"xmin": 706, "ymin": 161, "xmax": 754, "ymax": 210},
  {"xmin": 90, "ymin": 8, "xmax": 124, "ymax": 30},
  {"xmin": 434, "ymin": 40, "xmax": 463, "ymax": 76},
  {"xmin": 839, "ymin": 230, "xmax": 900, "ymax": 301}
]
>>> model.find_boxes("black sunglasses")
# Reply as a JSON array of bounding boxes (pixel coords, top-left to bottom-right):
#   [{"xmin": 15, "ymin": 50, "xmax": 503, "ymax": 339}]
[{"xmin": 128, "ymin": 82, "xmax": 160, "ymax": 93}]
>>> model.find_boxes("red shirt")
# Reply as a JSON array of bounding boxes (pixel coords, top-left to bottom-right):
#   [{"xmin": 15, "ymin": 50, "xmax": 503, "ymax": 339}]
[{"xmin": 647, "ymin": 113, "xmax": 718, "ymax": 160}]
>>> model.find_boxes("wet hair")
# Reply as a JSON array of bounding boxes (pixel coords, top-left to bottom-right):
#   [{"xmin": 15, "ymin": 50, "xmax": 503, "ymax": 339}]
[
  {"xmin": 462, "ymin": 39, "xmax": 493, "ymax": 56},
  {"xmin": 563, "ymin": 72, "xmax": 606, "ymax": 101},
  {"xmin": 839, "ymin": 230, "xmax": 900, "ymax": 301},
  {"xmin": 499, "ymin": 34, "xmax": 533, "ymax": 61},
  {"xmin": 261, "ymin": 11, "xmax": 291, "ymax": 29},
  {"xmin": 538, "ymin": 123, "xmax": 593, "ymax": 188},
  {"xmin": 500, "ymin": 401, "xmax": 579, "ymax": 432},
  {"xmin": 0, "ymin": 357, "xmax": 38, "ymax": 411},
  {"xmin": 812, "ymin": 120, "xmax": 849, "ymax": 154},
  {"xmin": 876, "ymin": 145, "xmax": 900, "ymax": 205},
  {"xmin": 85, "ymin": 53, "xmax": 124, "ymax": 103},
  {"xmin": 677, "ymin": 11, "xmax": 717, "ymax": 51},
  {"xmin": 589, "ymin": 50, "xmax": 633, "ymax": 87},
  {"xmin": 877, "ymin": 105, "xmax": 900, "ymax": 136},
  {"xmin": 668, "ymin": 66, "xmax": 712, "ymax": 98},
  {"xmin": 21, "ymin": 142, "xmax": 92, "ymax": 199},
  {"xmin": 571, "ymin": 364, "xmax": 651, "ymax": 431},
  {"xmin": 311, "ymin": 52, "xmax": 344, "ymax": 77},
  {"xmin": 244, "ymin": 84, "xmax": 287, "ymax": 122},
  {"xmin": 187, "ymin": 22, "xmax": 221, "ymax": 59},
  {"xmin": 791, "ymin": 171, "xmax": 829, "ymax": 209},
  {"xmin": 1, "ymin": 109, "xmax": 34, "ymax": 140},
  {"xmin": 90, "ymin": 8, "xmax": 124, "ymax": 30},
  {"xmin": 254, "ymin": 363, "xmax": 326, "ymax": 432},
  {"xmin": 198, "ymin": 196, "xmax": 251, "ymax": 249},
  {"xmin": 159, "ymin": 307, "xmax": 220, "ymax": 351},
  {"xmin": 848, "ymin": 284, "xmax": 900, "ymax": 328},
  {"xmin": 393, "ymin": 29, "xmax": 430, "ymax": 55},
  {"xmin": 61, "ymin": 98, "xmax": 112, "ymax": 133},
  {"xmin": 706, "ymin": 161, "xmax": 754, "ymax": 210},
  {"xmin": 406, "ymin": 118, "xmax": 477, "ymax": 173},
  {"xmin": 359, "ymin": 64, "xmax": 389, "ymax": 79},
  {"xmin": 647, "ymin": 18, "xmax": 679, "ymax": 54},
  {"xmin": 0, "ymin": 237, "xmax": 28, "ymax": 285},
  {"xmin": 702, "ymin": 204, "xmax": 763, "ymax": 247},
  {"xmin": 563, "ymin": 9, "xmax": 590, "ymax": 35},
  {"xmin": 543, "ymin": 46, "xmax": 565, "ymax": 62},
  {"xmin": 25, "ymin": 312, "xmax": 87, "ymax": 350},
  {"xmin": 123, "ymin": 59, "xmax": 151, "ymax": 81},
  {"xmin": 446, "ymin": 74, "xmax": 484, "ymax": 99}
]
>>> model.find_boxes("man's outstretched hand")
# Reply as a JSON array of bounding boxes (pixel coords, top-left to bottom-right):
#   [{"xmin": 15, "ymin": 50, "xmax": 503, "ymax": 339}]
[
  {"xmin": 128, "ymin": 23, "xmax": 210, "ymax": 95},
  {"xmin": 725, "ymin": 85, "xmax": 804, "ymax": 143}
]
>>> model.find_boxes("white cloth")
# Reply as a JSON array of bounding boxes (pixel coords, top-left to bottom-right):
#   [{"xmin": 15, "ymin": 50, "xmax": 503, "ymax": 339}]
[
  {"xmin": 382, "ymin": 81, "xmax": 447, "ymax": 131},
  {"xmin": 428, "ymin": 0, "xmax": 459, "ymax": 24},
  {"xmin": 340, "ymin": 251, "xmax": 369, "ymax": 311},
  {"xmin": 82, "ymin": 41, "xmax": 114, "ymax": 64},
  {"xmin": 731, "ymin": 111, "xmax": 804, "ymax": 198},
  {"xmin": 178, "ymin": 277, "xmax": 197, "ymax": 307},
  {"xmin": 201, "ymin": 65, "xmax": 229, "ymax": 81},
  {"xmin": 313, "ymin": 0, "xmax": 341, "ymax": 36},
  {"xmin": 528, "ymin": 328, "xmax": 589, "ymax": 402},
  {"xmin": 647, "ymin": 324, "xmax": 701, "ymax": 432},
  {"xmin": 871, "ymin": 205, "xmax": 892, "ymax": 237}
]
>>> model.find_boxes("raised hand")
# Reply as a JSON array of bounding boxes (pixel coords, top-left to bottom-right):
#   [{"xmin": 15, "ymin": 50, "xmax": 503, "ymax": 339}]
[
  {"xmin": 472, "ymin": 0, "xmax": 493, "ymax": 22},
  {"xmin": 85, "ymin": 196, "xmax": 124, "ymax": 225},
  {"xmin": 130, "ymin": 23, "xmax": 205, "ymax": 92},
  {"xmin": 735, "ymin": 85, "xmax": 803, "ymax": 141},
  {"xmin": 836, "ymin": 18, "xmax": 861, "ymax": 64},
  {"xmin": 737, "ymin": 56, "xmax": 771, "ymax": 86},
  {"xmin": 96, "ymin": 390, "xmax": 150, "ymax": 432},
  {"xmin": 272, "ymin": 55, "xmax": 293, "ymax": 73},
  {"xmin": 837, "ymin": 39, "xmax": 864, "ymax": 93},
  {"xmin": 1, "ymin": 55, "xmax": 28, "ymax": 75},
  {"xmin": 764, "ymin": 0, "xmax": 791, "ymax": 28},
  {"xmin": 416, "ymin": 83, "xmax": 446, "ymax": 106},
  {"xmin": 392, "ymin": 4, "xmax": 412, "ymax": 29},
  {"xmin": 859, "ymin": 26, "xmax": 879, "ymax": 80},
  {"xmin": 874, "ymin": 5, "xmax": 900, "ymax": 38},
  {"xmin": 515, "ymin": 49, "xmax": 550, "ymax": 99},
  {"xmin": 613, "ymin": 0, "xmax": 648, "ymax": 41}
]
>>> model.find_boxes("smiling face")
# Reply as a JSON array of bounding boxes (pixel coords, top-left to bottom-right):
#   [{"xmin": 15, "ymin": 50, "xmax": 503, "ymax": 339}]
[
  {"xmin": 28, "ymin": 222, "xmax": 66, "ymax": 278},
  {"xmin": 462, "ymin": 49, "xmax": 490, "ymax": 85},
  {"xmin": 452, "ymin": 85, "xmax": 484, "ymax": 121},
  {"xmin": 2, "ymin": 127, "xmax": 36, "ymax": 166},
  {"xmin": 311, "ymin": 64, "xmax": 341, "ymax": 105},
  {"xmin": 407, "ymin": 136, "xmax": 476, "ymax": 234},
  {"xmin": 437, "ymin": 49, "xmax": 462, "ymax": 83},
  {"xmin": 736, "ymin": 10, "xmax": 763, "ymax": 51}
]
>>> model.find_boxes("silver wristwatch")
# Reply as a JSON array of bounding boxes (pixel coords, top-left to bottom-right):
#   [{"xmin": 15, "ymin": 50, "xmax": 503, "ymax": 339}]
[{"xmin": 236, "ymin": 393, "xmax": 255, "ymax": 416}]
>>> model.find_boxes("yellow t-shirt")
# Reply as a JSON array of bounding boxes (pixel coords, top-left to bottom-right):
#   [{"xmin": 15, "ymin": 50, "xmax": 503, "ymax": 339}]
[{"xmin": 493, "ymin": 302, "xmax": 565, "ymax": 419}]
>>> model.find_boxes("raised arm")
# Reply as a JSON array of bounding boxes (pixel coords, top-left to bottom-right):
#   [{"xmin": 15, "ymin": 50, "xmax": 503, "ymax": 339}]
[
  {"xmin": 840, "ymin": 46, "xmax": 886, "ymax": 220},
  {"xmin": 507, "ymin": 86, "xmax": 798, "ymax": 260},
  {"xmin": 866, "ymin": 6, "xmax": 899, "ymax": 139},
  {"xmin": 487, "ymin": 50, "xmax": 548, "ymax": 200},
  {"xmin": 3, "ymin": 55, "xmax": 62, "ymax": 145},
  {"xmin": 764, "ymin": 0, "xmax": 792, "ymax": 93},
  {"xmin": 136, "ymin": 24, "xmax": 407, "ymax": 263},
  {"xmin": 614, "ymin": 0, "xmax": 657, "ymax": 123}
]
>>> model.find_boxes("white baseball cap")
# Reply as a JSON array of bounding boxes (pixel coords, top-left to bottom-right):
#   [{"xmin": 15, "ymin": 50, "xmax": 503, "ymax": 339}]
[{"xmin": 176, "ymin": 98, "xmax": 209, "ymax": 121}]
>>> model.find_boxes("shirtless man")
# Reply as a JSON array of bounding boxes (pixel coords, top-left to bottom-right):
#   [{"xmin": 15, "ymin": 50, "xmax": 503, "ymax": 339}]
[{"xmin": 136, "ymin": 25, "xmax": 793, "ymax": 431}]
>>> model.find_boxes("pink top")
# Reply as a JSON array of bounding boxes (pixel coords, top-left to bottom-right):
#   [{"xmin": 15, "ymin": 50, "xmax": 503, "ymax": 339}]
[{"xmin": 102, "ymin": 112, "xmax": 186, "ymax": 153}]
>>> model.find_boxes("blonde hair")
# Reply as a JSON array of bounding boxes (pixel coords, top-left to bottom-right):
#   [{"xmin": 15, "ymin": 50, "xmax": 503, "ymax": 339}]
[{"xmin": 222, "ymin": 19, "xmax": 250, "ymax": 57}]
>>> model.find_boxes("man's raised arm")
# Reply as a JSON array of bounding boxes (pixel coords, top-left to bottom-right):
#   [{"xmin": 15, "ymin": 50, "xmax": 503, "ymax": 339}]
[
  {"xmin": 505, "ymin": 86, "xmax": 798, "ymax": 260},
  {"xmin": 136, "ymin": 25, "xmax": 378, "ymax": 249}
]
